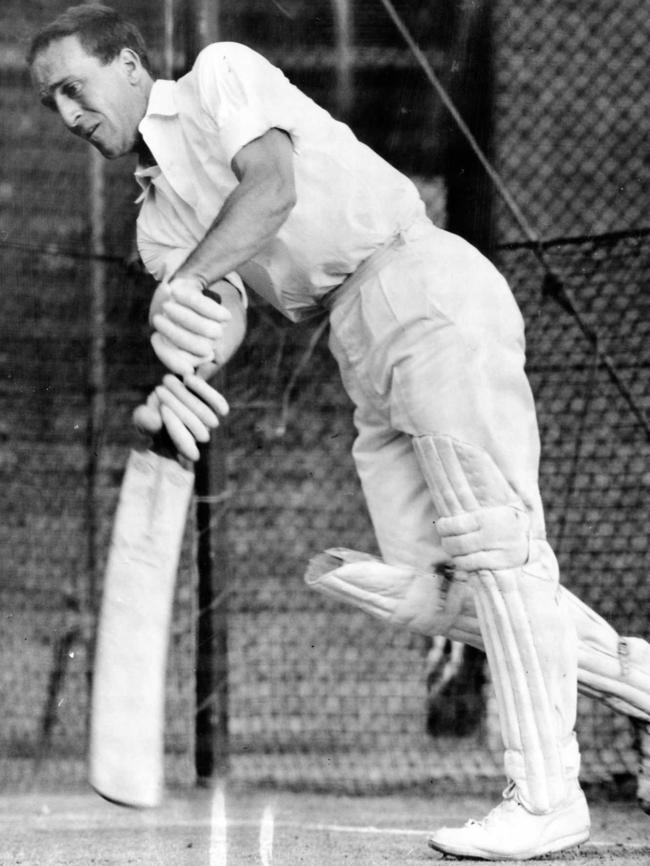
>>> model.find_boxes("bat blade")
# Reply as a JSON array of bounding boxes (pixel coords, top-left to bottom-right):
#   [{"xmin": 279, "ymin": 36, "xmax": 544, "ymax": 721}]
[{"xmin": 89, "ymin": 448, "xmax": 194, "ymax": 808}]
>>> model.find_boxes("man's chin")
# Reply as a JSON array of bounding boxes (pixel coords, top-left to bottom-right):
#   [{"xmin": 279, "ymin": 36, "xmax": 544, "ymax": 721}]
[{"xmin": 91, "ymin": 140, "xmax": 129, "ymax": 160}]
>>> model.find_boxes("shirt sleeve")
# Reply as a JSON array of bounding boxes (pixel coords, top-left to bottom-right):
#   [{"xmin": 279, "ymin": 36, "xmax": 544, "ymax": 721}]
[{"xmin": 194, "ymin": 42, "xmax": 299, "ymax": 165}]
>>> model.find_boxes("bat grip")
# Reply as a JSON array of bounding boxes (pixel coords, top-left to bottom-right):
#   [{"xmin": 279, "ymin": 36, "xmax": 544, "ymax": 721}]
[{"xmin": 150, "ymin": 426, "xmax": 179, "ymax": 460}]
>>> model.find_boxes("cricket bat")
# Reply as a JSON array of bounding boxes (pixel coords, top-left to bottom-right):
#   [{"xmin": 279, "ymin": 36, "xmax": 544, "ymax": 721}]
[
  {"xmin": 88, "ymin": 429, "xmax": 195, "ymax": 808},
  {"xmin": 89, "ymin": 289, "xmax": 223, "ymax": 808}
]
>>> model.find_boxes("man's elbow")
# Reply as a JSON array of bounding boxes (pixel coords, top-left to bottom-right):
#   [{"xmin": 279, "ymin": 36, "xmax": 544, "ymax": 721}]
[
  {"xmin": 244, "ymin": 165, "xmax": 297, "ymax": 238},
  {"xmin": 259, "ymin": 181, "xmax": 295, "ymax": 242},
  {"xmin": 275, "ymin": 177, "xmax": 297, "ymax": 222}
]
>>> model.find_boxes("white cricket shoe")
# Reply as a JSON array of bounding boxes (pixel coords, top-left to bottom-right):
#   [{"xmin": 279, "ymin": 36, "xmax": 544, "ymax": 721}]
[{"xmin": 427, "ymin": 783, "xmax": 590, "ymax": 861}]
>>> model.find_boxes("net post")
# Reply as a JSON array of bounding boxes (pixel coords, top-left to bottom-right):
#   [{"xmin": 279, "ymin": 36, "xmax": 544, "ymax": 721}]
[
  {"xmin": 163, "ymin": 0, "xmax": 175, "ymax": 78},
  {"xmin": 85, "ymin": 148, "xmax": 107, "ymax": 734},
  {"xmin": 332, "ymin": 0, "xmax": 354, "ymax": 117},
  {"xmin": 184, "ymin": 0, "xmax": 220, "ymax": 62},
  {"xmin": 442, "ymin": 0, "xmax": 496, "ymax": 252}
]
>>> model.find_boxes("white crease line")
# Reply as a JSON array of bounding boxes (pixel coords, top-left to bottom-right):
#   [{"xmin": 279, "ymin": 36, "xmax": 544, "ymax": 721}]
[
  {"xmin": 6, "ymin": 811, "xmax": 427, "ymax": 836},
  {"xmin": 259, "ymin": 805, "xmax": 275, "ymax": 865},
  {"xmin": 276, "ymin": 820, "xmax": 427, "ymax": 836},
  {"xmin": 209, "ymin": 787, "xmax": 227, "ymax": 866},
  {"xmin": 12, "ymin": 811, "xmax": 650, "ymax": 851}
]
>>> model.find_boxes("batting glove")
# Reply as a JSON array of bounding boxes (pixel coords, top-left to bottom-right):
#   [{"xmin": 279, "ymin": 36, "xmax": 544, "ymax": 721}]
[
  {"xmin": 133, "ymin": 373, "xmax": 229, "ymax": 462},
  {"xmin": 150, "ymin": 277, "xmax": 233, "ymax": 376}
]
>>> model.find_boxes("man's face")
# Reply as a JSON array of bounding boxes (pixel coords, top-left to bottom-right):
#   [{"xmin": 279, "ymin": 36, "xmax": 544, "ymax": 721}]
[{"xmin": 31, "ymin": 35, "xmax": 149, "ymax": 159}]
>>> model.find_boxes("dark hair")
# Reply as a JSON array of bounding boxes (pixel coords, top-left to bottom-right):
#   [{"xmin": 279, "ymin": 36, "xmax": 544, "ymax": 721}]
[{"xmin": 27, "ymin": 4, "xmax": 152, "ymax": 74}]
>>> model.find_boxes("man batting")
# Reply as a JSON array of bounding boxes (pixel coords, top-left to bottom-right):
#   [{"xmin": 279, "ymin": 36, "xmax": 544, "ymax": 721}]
[{"xmin": 28, "ymin": 5, "xmax": 649, "ymax": 858}]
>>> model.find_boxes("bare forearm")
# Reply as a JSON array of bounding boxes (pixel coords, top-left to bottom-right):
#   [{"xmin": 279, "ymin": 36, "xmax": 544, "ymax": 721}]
[
  {"xmin": 175, "ymin": 176, "xmax": 295, "ymax": 292},
  {"xmin": 174, "ymin": 128, "xmax": 296, "ymax": 286}
]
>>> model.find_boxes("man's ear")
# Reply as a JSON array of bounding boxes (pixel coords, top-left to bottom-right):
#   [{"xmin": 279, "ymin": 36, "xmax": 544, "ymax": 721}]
[{"xmin": 120, "ymin": 47, "xmax": 144, "ymax": 82}]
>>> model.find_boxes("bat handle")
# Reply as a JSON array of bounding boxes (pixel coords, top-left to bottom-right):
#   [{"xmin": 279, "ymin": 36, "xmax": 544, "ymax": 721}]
[
  {"xmin": 150, "ymin": 426, "xmax": 179, "ymax": 460},
  {"xmin": 202, "ymin": 287, "xmax": 222, "ymax": 304},
  {"xmin": 150, "ymin": 286, "xmax": 224, "ymax": 460}
]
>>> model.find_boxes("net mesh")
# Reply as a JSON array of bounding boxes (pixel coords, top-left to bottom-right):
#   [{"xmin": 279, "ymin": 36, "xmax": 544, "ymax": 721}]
[
  {"xmin": 0, "ymin": 0, "xmax": 648, "ymax": 795},
  {"xmin": 492, "ymin": 1, "xmax": 649, "ymax": 240}
]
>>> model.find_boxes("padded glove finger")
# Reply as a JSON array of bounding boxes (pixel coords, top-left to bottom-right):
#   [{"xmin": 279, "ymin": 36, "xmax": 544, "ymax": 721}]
[
  {"xmin": 169, "ymin": 279, "xmax": 232, "ymax": 321},
  {"xmin": 152, "ymin": 312, "xmax": 215, "ymax": 359},
  {"xmin": 155, "ymin": 384, "xmax": 212, "ymax": 444},
  {"xmin": 160, "ymin": 404, "xmax": 200, "ymax": 462},
  {"xmin": 183, "ymin": 372, "xmax": 230, "ymax": 417},
  {"xmin": 161, "ymin": 374, "xmax": 222, "ymax": 428},
  {"xmin": 161, "ymin": 300, "xmax": 224, "ymax": 340},
  {"xmin": 151, "ymin": 331, "xmax": 209, "ymax": 376}
]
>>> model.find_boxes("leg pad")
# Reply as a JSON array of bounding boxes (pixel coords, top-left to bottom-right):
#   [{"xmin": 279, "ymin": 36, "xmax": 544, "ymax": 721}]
[{"xmin": 413, "ymin": 433, "xmax": 578, "ymax": 812}]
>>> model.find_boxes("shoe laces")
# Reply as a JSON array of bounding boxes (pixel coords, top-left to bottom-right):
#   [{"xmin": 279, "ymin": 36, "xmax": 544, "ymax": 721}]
[{"xmin": 465, "ymin": 782, "xmax": 521, "ymax": 828}]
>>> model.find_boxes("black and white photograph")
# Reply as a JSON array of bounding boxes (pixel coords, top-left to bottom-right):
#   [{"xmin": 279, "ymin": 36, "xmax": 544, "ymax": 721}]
[{"xmin": 0, "ymin": 1, "xmax": 648, "ymax": 863}]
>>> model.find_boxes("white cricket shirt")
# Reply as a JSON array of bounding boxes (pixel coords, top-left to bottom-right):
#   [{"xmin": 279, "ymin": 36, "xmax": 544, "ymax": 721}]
[{"xmin": 136, "ymin": 42, "xmax": 425, "ymax": 321}]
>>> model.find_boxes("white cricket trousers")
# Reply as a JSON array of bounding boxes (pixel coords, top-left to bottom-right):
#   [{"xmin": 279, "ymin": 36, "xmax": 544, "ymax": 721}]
[
  {"xmin": 327, "ymin": 217, "xmax": 549, "ymax": 571},
  {"xmin": 328, "ymin": 219, "xmax": 582, "ymax": 811}
]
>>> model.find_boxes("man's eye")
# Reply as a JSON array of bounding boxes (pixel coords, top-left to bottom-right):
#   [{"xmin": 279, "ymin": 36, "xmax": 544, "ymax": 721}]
[
  {"xmin": 63, "ymin": 81, "xmax": 82, "ymax": 98},
  {"xmin": 41, "ymin": 95, "xmax": 57, "ymax": 112}
]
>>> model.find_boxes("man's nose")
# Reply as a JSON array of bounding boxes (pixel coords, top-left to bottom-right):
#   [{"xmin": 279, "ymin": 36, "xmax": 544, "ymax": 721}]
[{"xmin": 55, "ymin": 94, "xmax": 82, "ymax": 130}]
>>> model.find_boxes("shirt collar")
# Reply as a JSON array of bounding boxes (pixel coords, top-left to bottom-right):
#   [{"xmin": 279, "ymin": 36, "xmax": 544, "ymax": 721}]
[
  {"xmin": 141, "ymin": 78, "xmax": 179, "ymax": 121},
  {"xmin": 134, "ymin": 162, "xmax": 161, "ymax": 184},
  {"xmin": 134, "ymin": 80, "xmax": 177, "ymax": 199}
]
